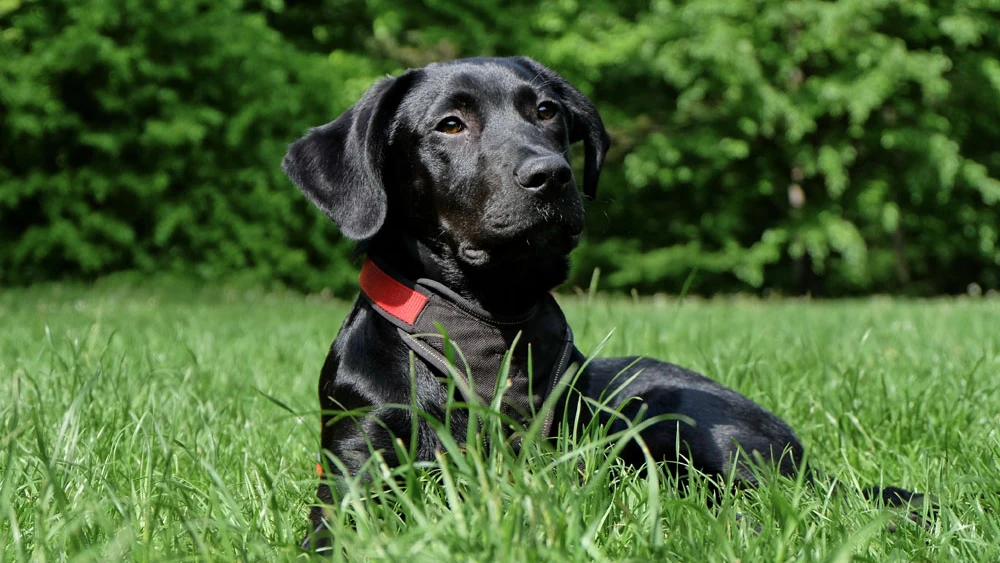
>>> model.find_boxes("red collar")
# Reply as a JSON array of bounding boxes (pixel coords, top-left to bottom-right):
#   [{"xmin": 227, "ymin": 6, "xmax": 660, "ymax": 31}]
[{"xmin": 358, "ymin": 259, "xmax": 428, "ymax": 326}]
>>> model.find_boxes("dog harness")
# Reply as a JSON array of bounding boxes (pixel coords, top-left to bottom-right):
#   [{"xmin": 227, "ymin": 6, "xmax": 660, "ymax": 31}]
[{"xmin": 358, "ymin": 258, "xmax": 577, "ymax": 437}]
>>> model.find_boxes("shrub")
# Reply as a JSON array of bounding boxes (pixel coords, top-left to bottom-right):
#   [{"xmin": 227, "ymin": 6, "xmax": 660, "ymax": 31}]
[
  {"xmin": 2, "ymin": 0, "xmax": 998, "ymax": 295},
  {"xmin": 1, "ymin": 0, "xmax": 381, "ymax": 293}
]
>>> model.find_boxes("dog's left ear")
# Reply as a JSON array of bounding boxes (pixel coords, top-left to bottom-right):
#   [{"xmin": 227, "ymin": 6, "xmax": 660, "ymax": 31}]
[
  {"xmin": 282, "ymin": 70, "xmax": 420, "ymax": 241},
  {"xmin": 511, "ymin": 57, "xmax": 611, "ymax": 199}
]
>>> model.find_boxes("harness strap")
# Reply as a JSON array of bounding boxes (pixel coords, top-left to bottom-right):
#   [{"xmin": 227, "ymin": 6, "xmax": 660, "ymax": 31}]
[{"xmin": 358, "ymin": 258, "xmax": 575, "ymax": 436}]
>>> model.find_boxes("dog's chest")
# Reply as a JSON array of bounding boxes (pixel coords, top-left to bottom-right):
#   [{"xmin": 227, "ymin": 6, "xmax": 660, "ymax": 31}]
[{"xmin": 358, "ymin": 259, "xmax": 575, "ymax": 429}]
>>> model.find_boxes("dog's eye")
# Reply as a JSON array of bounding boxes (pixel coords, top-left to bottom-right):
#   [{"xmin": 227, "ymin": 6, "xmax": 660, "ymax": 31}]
[
  {"xmin": 436, "ymin": 117, "xmax": 465, "ymax": 134},
  {"xmin": 537, "ymin": 103, "xmax": 558, "ymax": 121}
]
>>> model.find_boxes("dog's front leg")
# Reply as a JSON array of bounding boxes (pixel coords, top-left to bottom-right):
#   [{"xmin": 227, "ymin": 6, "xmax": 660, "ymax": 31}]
[
  {"xmin": 301, "ymin": 479, "xmax": 336, "ymax": 551},
  {"xmin": 300, "ymin": 400, "xmax": 454, "ymax": 552}
]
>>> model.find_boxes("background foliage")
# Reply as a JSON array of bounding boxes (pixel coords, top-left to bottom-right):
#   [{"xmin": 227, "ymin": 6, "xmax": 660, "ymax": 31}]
[{"xmin": 2, "ymin": 0, "xmax": 999, "ymax": 295}]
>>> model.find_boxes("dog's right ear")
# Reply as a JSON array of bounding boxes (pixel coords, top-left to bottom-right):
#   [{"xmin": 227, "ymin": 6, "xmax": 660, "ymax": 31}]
[{"xmin": 282, "ymin": 71, "xmax": 419, "ymax": 241}]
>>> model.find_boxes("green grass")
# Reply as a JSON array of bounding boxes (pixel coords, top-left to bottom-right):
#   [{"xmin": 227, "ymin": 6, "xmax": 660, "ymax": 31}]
[{"xmin": 2, "ymin": 281, "xmax": 999, "ymax": 561}]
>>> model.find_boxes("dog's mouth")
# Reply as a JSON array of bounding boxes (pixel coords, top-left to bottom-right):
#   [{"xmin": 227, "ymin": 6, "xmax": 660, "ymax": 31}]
[
  {"xmin": 449, "ymin": 188, "xmax": 586, "ymax": 269},
  {"xmin": 458, "ymin": 244, "xmax": 491, "ymax": 266},
  {"xmin": 458, "ymin": 223, "xmax": 582, "ymax": 268}
]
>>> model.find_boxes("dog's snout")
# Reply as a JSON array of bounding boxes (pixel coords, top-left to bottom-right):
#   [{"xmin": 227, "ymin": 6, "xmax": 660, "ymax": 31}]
[{"xmin": 514, "ymin": 156, "xmax": 572, "ymax": 196}]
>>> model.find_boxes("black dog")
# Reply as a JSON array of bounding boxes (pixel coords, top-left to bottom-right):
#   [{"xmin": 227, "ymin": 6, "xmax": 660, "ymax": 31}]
[{"xmin": 283, "ymin": 57, "xmax": 907, "ymax": 549}]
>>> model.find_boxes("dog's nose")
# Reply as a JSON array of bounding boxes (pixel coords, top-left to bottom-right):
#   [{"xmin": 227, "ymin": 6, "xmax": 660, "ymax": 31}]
[{"xmin": 514, "ymin": 156, "xmax": 573, "ymax": 196}]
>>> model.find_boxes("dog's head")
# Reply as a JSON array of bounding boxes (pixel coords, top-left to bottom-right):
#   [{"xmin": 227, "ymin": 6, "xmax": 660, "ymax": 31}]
[{"xmin": 283, "ymin": 57, "xmax": 609, "ymax": 290}]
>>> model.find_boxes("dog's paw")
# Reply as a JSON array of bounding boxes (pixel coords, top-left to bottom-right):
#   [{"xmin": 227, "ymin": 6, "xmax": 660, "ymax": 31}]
[
  {"xmin": 299, "ymin": 505, "xmax": 335, "ymax": 553},
  {"xmin": 299, "ymin": 526, "xmax": 333, "ymax": 553},
  {"xmin": 864, "ymin": 485, "xmax": 937, "ymax": 532}
]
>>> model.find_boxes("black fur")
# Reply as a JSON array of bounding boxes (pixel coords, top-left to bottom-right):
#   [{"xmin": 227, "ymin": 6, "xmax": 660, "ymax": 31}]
[{"xmin": 283, "ymin": 57, "xmax": 917, "ymax": 550}]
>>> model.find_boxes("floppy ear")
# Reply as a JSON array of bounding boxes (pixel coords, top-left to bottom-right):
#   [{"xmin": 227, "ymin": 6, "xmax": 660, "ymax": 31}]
[
  {"xmin": 282, "ymin": 71, "xmax": 419, "ymax": 240},
  {"xmin": 511, "ymin": 57, "xmax": 611, "ymax": 199}
]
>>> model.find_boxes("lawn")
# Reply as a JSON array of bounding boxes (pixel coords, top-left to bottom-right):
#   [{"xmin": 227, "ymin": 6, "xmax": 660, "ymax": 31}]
[{"xmin": 2, "ymin": 281, "xmax": 998, "ymax": 561}]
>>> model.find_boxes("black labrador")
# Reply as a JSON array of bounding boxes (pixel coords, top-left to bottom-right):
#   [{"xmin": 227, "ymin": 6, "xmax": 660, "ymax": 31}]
[{"xmin": 283, "ymin": 57, "xmax": 917, "ymax": 549}]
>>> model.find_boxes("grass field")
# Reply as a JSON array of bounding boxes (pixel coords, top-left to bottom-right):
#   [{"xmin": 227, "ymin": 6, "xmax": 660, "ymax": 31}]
[{"xmin": 2, "ymin": 281, "xmax": 999, "ymax": 561}]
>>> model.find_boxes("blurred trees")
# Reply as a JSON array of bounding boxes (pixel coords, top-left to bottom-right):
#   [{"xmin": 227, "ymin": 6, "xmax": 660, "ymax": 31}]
[{"xmin": 2, "ymin": 0, "xmax": 998, "ymax": 295}]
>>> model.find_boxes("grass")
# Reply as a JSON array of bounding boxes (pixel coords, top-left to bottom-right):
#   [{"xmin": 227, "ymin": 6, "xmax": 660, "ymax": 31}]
[{"xmin": 2, "ymin": 280, "xmax": 999, "ymax": 561}]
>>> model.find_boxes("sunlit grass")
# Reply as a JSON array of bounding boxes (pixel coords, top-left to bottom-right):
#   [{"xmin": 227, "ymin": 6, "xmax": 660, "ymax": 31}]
[{"xmin": 2, "ymin": 281, "xmax": 998, "ymax": 561}]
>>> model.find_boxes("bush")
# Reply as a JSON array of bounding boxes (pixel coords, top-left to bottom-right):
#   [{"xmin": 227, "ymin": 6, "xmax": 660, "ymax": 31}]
[
  {"xmin": 560, "ymin": 0, "xmax": 1000, "ymax": 295},
  {"xmin": 0, "ymin": 0, "xmax": 380, "ymax": 293},
  {"xmin": 2, "ymin": 0, "xmax": 998, "ymax": 295}
]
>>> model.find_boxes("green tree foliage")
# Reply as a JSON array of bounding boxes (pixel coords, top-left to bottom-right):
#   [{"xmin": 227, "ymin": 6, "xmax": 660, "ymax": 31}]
[
  {"xmin": 0, "ymin": 0, "xmax": 375, "ymax": 293},
  {"xmin": 2, "ymin": 0, "xmax": 998, "ymax": 295},
  {"xmin": 562, "ymin": 0, "xmax": 1000, "ymax": 295}
]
